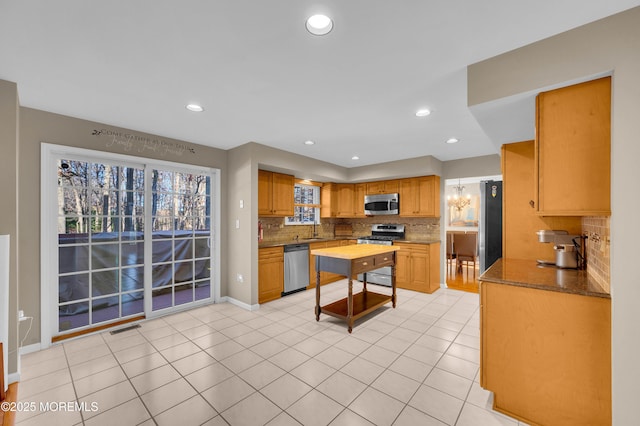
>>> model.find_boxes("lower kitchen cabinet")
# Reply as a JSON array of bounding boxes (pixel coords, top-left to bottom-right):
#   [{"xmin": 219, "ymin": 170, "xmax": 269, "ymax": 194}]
[
  {"xmin": 394, "ymin": 242, "xmax": 440, "ymax": 293},
  {"xmin": 258, "ymin": 247, "xmax": 283, "ymax": 304},
  {"xmin": 480, "ymin": 280, "xmax": 611, "ymax": 425}
]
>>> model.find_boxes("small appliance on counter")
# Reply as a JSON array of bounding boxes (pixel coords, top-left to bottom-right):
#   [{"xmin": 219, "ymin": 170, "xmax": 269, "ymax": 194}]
[{"xmin": 536, "ymin": 230, "xmax": 586, "ymax": 269}]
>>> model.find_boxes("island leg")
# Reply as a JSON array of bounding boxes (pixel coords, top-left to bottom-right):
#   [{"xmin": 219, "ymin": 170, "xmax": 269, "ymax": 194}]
[
  {"xmin": 391, "ymin": 256, "xmax": 397, "ymax": 308},
  {"xmin": 315, "ymin": 264, "xmax": 321, "ymax": 321},
  {"xmin": 347, "ymin": 278, "xmax": 353, "ymax": 333}
]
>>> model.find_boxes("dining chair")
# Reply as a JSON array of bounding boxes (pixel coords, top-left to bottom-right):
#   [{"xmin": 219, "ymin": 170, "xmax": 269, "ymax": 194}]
[{"xmin": 454, "ymin": 232, "xmax": 478, "ymax": 277}]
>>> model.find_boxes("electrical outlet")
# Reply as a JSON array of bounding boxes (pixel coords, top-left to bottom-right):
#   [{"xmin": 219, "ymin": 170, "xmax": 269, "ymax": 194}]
[
  {"xmin": 236, "ymin": 273, "xmax": 244, "ymax": 283},
  {"xmin": 235, "ymin": 219, "xmax": 240, "ymax": 229},
  {"xmin": 18, "ymin": 310, "xmax": 24, "ymax": 319}
]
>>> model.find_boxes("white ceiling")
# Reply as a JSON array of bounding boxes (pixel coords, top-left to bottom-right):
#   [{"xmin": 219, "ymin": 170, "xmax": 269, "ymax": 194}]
[{"xmin": 1, "ymin": 1, "xmax": 638, "ymax": 168}]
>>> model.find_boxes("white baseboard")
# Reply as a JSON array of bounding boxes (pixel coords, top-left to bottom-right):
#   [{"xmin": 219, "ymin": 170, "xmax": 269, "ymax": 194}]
[
  {"xmin": 222, "ymin": 296, "xmax": 259, "ymax": 311},
  {"xmin": 19, "ymin": 342, "xmax": 43, "ymax": 356},
  {"xmin": 8, "ymin": 371, "xmax": 20, "ymax": 384}
]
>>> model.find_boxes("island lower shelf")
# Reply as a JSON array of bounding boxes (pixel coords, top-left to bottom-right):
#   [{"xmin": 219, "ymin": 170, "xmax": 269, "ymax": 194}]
[
  {"xmin": 320, "ymin": 291, "xmax": 391, "ymax": 322},
  {"xmin": 312, "ymin": 244, "xmax": 399, "ymax": 332}
]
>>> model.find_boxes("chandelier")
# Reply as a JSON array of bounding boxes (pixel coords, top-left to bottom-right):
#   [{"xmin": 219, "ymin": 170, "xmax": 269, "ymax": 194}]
[{"xmin": 447, "ymin": 180, "xmax": 471, "ymax": 211}]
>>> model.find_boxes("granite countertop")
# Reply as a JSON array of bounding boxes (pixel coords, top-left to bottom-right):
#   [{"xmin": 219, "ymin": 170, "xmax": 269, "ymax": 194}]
[
  {"xmin": 480, "ymin": 258, "xmax": 610, "ymax": 299},
  {"xmin": 259, "ymin": 237, "xmax": 355, "ymax": 248},
  {"xmin": 394, "ymin": 239, "xmax": 440, "ymax": 245},
  {"xmin": 259, "ymin": 237, "xmax": 439, "ymax": 249}
]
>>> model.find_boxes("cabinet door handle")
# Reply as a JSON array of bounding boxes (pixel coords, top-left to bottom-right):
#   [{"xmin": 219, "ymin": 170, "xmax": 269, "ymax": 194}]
[
  {"xmin": 362, "ymin": 262, "xmax": 368, "ymax": 266},
  {"xmin": 383, "ymin": 257, "xmax": 388, "ymax": 261}
]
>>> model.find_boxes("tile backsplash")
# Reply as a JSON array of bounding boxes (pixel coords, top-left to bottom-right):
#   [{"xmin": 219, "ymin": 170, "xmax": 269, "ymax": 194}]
[
  {"xmin": 582, "ymin": 216, "xmax": 610, "ymax": 293},
  {"xmin": 258, "ymin": 216, "xmax": 440, "ymax": 243}
]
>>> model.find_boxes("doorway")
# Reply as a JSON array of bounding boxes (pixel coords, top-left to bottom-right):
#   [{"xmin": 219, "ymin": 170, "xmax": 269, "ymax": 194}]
[{"xmin": 444, "ymin": 175, "xmax": 501, "ymax": 293}]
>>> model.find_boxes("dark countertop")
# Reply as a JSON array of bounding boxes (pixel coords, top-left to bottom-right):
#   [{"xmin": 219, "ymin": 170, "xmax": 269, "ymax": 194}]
[
  {"xmin": 480, "ymin": 258, "xmax": 610, "ymax": 299},
  {"xmin": 259, "ymin": 237, "xmax": 440, "ymax": 249},
  {"xmin": 259, "ymin": 237, "xmax": 353, "ymax": 249},
  {"xmin": 395, "ymin": 239, "xmax": 440, "ymax": 245}
]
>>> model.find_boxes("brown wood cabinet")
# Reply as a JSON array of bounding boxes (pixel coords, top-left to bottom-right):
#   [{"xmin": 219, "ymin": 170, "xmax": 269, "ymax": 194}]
[
  {"xmin": 258, "ymin": 170, "xmax": 295, "ymax": 217},
  {"xmin": 258, "ymin": 246, "xmax": 284, "ymax": 303},
  {"xmin": 480, "ymin": 281, "xmax": 611, "ymax": 425},
  {"xmin": 399, "ymin": 176, "xmax": 440, "ymax": 217},
  {"xmin": 366, "ymin": 179, "xmax": 399, "ymax": 195},
  {"xmin": 353, "ymin": 183, "xmax": 366, "ymax": 217},
  {"xmin": 394, "ymin": 242, "xmax": 440, "ymax": 293},
  {"xmin": 502, "ymin": 141, "xmax": 581, "ymax": 263},
  {"xmin": 321, "ymin": 183, "xmax": 355, "ymax": 218},
  {"xmin": 321, "ymin": 176, "xmax": 440, "ymax": 218},
  {"xmin": 535, "ymin": 76, "xmax": 611, "ymax": 216}
]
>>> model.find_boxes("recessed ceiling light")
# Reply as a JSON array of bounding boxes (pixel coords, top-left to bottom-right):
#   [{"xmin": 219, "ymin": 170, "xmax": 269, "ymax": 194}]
[
  {"xmin": 446, "ymin": 138, "xmax": 459, "ymax": 144},
  {"xmin": 415, "ymin": 109, "xmax": 431, "ymax": 117},
  {"xmin": 351, "ymin": 156, "xmax": 360, "ymax": 160},
  {"xmin": 186, "ymin": 104, "xmax": 204, "ymax": 112},
  {"xmin": 304, "ymin": 140, "xmax": 315, "ymax": 145},
  {"xmin": 306, "ymin": 14, "xmax": 333, "ymax": 36}
]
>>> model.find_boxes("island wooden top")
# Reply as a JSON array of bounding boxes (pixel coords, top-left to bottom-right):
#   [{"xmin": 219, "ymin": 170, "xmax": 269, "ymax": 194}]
[
  {"xmin": 311, "ymin": 244, "xmax": 399, "ymax": 260},
  {"xmin": 480, "ymin": 258, "xmax": 610, "ymax": 299}
]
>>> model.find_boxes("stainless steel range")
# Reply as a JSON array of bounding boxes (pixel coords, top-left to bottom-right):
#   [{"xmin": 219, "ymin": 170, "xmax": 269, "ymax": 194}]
[{"xmin": 357, "ymin": 224, "xmax": 405, "ymax": 286}]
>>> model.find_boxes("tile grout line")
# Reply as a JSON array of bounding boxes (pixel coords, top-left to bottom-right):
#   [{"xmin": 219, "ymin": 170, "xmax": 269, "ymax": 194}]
[{"xmin": 20, "ymin": 284, "xmax": 499, "ymax": 426}]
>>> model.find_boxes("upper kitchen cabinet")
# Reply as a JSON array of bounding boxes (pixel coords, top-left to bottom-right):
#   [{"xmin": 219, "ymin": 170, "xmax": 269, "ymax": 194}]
[
  {"xmin": 353, "ymin": 183, "xmax": 366, "ymax": 218},
  {"xmin": 366, "ymin": 179, "xmax": 399, "ymax": 195},
  {"xmin": 399, "ymin": 175, "xmax": 440, "ymax": 217},
  {"xmin": 535, "ymin": 76, "xmax": 611, "ymax": 216},
  {"xmin": 258, "ymin": 170, "xmax": 295, "ymax": 217},
  {"xmin": 502, "ymin": 141, "xmax": 582, "ymax": 262},
  {"xmin": 321, "ymin": 183, "xmax": 355, "ymax": 218}
]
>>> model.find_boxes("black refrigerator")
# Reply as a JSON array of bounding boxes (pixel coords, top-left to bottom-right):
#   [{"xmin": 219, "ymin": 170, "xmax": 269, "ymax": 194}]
[{"xmin": 479, "ymin": 180, "xmax": 502, "ymax": 273}]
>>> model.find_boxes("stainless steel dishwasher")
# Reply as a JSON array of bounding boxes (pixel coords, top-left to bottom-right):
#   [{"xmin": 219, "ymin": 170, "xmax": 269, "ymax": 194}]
[{"xmin": 283, "ymin": 243, "xmax": 310, "ymax": 296}]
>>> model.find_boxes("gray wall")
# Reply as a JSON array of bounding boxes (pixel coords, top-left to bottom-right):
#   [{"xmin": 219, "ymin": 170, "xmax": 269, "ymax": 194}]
[
  {"xmin": 0, "ymin": 80, "xmax": 19, "ymax": 375},
  {"xmin": 4, "ymin": 82, "xmax": 505, "ymax": 381},
  {"xmin": 226, "ymin": 143, "xmax": 256, "ymax": 305},
  {"xmin": 442, "ymin": 154, "xmax": 501, "ymax": 180},
  {"xmin": 467, "ymin": 7, "xmax": 640, "ymax": 424},
  {"xmin": 227, "ymin": 142, "xmax": 497, "ymax": 307},
  {"xmin": 17, "ymin": 107, "xmax": 229, "ymax": 349}
]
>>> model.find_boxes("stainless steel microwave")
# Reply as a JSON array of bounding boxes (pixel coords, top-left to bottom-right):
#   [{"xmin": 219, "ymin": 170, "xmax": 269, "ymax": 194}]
[{"xmin": 364, "ymin": 193, "xmax": 399, "ymax": 215}]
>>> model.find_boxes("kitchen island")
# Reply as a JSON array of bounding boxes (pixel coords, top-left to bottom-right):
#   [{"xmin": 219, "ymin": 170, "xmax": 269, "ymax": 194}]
[
  {"xmin": 479, "ymin": 259, "xmax": 611, "ymax": 426},
  {"xmin": 311, "ymin": 244, "xmax": 399, "ymax": 333}
]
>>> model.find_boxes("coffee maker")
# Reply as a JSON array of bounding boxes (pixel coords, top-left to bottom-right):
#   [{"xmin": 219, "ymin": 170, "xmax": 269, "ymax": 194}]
[{"xmin": 536, "ymin": 230, "xmax": 586, "ymax": 269}]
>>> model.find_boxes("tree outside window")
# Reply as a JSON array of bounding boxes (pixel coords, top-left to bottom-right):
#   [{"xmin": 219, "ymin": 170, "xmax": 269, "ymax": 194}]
[{"xmin": 286, "ymin": 182, "xmax": 320, "ymax": 225}]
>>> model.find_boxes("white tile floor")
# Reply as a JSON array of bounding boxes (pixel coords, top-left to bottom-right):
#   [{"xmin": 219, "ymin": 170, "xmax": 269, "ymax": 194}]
[{"xmin": 17, "ymin": 281, "xmax": 529, "ymax": 426}]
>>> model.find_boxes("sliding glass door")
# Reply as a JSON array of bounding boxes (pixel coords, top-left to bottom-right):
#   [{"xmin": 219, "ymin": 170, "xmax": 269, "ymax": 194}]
[
  {"xmin": 57, "ymin": 159, "xmax": 146, "ymax": 332},
  {"xmin": 150, "ymin": 169, "xmax": 211, "ymax": 312},
  {"xmin": 45, "ymin": 145, "xmax": 217, "ymax": 339}
]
